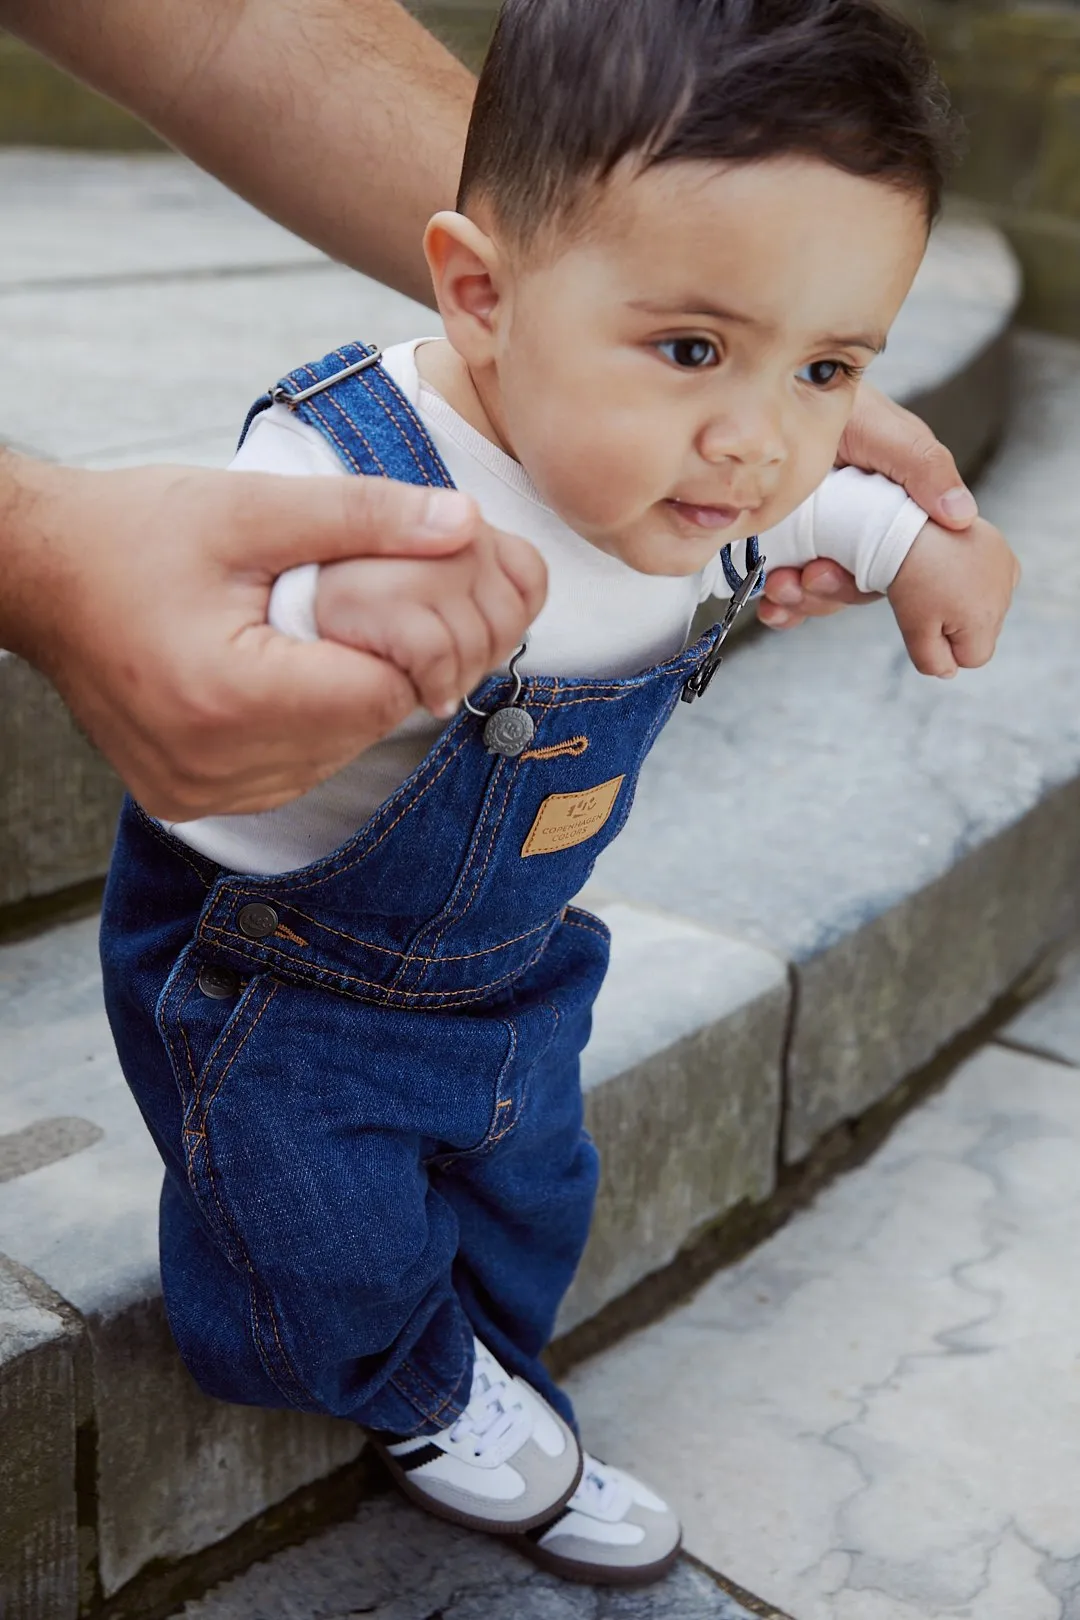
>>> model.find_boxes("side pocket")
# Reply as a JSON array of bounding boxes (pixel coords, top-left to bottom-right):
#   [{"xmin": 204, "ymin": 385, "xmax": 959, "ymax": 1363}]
[{"xmin": 156, "ymin": 947, "xmax": 275, "ymax": 1260}]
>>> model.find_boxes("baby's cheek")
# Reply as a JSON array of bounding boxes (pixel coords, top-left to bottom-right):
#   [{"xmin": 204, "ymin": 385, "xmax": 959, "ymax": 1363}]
[{"xmin": 534, "ymin": 427, "xmax": 663, "ymax": 533}]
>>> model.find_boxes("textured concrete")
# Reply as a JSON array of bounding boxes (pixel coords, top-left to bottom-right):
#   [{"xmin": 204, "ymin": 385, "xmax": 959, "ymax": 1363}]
[
  {"xmin": 565, "ymin": 899, "xmax": 787, "ymax": 1332},
  {"xmin": 1000, "ymin": 938, "xmax": 1080, "ymax": 1068},
  {"xmin": 867, "ymin": 202, "xmax": 1018, "ymax": 475},
  {"xmin": 0, "ymin": 152, "xmax": 322, "ymax": 288},
  {"xmin": 595, "ymin": 329, "xmax": 1080, "ymax": 1161},
  {"xmin": 181, "ymin": 1493, "xmax": 774, "ymax": 1620},
  {"xmin": 567, "ymin": 1042, "xmax": 1080, "ymax": 1619},
  {"xmin": 0, "ymin": 1257, "xmax": 82, "ymax": 1620},
  {"xmin": 0, "ymin": 654, "xmax": 123, "ymax": 909}
]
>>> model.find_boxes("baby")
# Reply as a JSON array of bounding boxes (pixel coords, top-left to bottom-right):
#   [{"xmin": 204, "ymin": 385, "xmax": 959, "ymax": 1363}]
[{"xmin": 101, "ymin": 0, "xmax": 1018, "ymax": 1591}]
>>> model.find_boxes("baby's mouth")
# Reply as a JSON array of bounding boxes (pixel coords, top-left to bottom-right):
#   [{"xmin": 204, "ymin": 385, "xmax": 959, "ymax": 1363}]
[{"xmin": 664, "ymin": 497, "xmax": 752, "ymax": 532}]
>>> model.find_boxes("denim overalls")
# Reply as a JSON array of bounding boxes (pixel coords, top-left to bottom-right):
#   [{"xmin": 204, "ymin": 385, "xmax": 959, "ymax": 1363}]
[{"xmin": 100, "ymin": 343, "xmax": 762, "ymax": 1438}]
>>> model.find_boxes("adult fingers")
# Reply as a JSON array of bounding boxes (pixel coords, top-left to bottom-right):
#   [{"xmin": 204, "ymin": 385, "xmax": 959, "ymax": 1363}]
[
  {"xmin": 837, "ymin": 383, "xmax": 979, "ymax": 532},
  {"xmin": 758, "ymin": 561, "xmax": 874, "ymax": 626},
  {"xmin": 226, "ymin": 472, "xmax": 484, "ymax": 571}
]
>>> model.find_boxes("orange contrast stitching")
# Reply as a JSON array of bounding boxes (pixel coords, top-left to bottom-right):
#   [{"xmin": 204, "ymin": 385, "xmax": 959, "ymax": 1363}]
[{"xmin": 520, "ymin": 735, "xmax": 590, "ymax": 762}]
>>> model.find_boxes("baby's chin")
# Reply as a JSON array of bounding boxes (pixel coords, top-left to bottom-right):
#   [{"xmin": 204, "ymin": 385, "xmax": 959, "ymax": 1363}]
[{"xmin": 588, "ymin": 524, "xmax": 759, "ymax": 579}]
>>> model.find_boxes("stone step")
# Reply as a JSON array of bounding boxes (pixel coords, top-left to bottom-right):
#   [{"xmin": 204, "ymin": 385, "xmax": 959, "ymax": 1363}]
[
  {"xmin": 564, "ymin": 1029, "xmax": 1080, "ymax": 1618},
  {"xmin": 0, "ymin": 153, "xmax": 1019, "ymax": 913}
]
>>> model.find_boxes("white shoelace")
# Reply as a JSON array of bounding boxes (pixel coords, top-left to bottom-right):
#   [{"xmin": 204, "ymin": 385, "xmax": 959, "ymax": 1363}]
[
  {"xmin": 448, "ymin": 1356, "xmax": 524, "ymax": 1459},
  {"xmin": 569, "ymin": 1455, "xmax": 634, "ymax": 1520}
]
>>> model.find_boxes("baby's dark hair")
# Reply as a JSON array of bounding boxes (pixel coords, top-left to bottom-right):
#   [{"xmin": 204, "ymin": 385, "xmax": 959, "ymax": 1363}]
[{"xmin": 458, "ymin": 0, "xmax": 960, "ymax": 247}]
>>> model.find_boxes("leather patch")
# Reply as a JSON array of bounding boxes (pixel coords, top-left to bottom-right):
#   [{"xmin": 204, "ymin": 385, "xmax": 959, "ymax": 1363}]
[{"xmin": 521, "ymin": 776, "xmax": 625, "ymax": 858}]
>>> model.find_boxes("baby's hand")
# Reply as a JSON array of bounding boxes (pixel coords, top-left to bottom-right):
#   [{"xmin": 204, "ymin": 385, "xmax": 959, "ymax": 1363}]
[
  {"xmin": 315, "ymin": 523, "xmax": 547, "ymax": 718},
  {"xmin": 887, "ymin": 516, "xmax": 1020, "ymax": 678}
]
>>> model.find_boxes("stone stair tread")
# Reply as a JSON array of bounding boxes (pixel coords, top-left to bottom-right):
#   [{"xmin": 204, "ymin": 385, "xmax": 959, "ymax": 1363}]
[
  {"xmin": 180, "ymin": 1493, "xmax": 772, "ymax": 1620},
  {"xmin": 565, "ymin": 1039, "xmax": 1080, "ymax": 1618},
  {"xmin": 0, "ymin": 151, "xmax": 325, "ymax": 289}
]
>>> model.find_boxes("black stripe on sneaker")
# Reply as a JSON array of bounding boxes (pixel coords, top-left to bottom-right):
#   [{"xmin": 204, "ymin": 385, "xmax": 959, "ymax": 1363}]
[
  {"xmin": 524, "ymin": 1508, "xmax": 572, "ymax": 1543},
  {"xmin": 397, "ymin": 1442, "xmax": 443, "ymax": 1472}
]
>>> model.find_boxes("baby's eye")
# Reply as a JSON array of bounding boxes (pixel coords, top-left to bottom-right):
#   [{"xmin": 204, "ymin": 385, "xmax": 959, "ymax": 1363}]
[
  {"xmin": 796, "ymin": 359, "xmax": 853, "ymax": 388},
  {"xmin": 658, "ymin": 338, "xmax": 720, "ymax": 370}
]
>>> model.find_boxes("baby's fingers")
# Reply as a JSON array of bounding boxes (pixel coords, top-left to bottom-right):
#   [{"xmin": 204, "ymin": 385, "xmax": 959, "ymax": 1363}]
[
  {"xmin": 944, "ymin": 616, "xmax": 1000, "ymax": 671},
  {"xmin": 899, "ymin": 618, "xmax": 959, "ymax": 679}
]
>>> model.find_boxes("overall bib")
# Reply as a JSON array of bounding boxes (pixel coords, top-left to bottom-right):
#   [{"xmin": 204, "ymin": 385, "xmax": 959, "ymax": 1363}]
[{"xmin": 100, "ymin": 344, "xmax": 762, "ymax": 1438}]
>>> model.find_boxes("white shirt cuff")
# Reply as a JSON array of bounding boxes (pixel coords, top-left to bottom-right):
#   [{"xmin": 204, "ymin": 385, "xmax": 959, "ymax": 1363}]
[{"xmin": 268, "ymin": 563, "xmax": 320, "ymax": 642}]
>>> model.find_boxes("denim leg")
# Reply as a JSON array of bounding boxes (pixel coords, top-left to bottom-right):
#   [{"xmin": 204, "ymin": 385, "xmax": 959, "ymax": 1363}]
[{"xmin": 435, "ymin": 922, "xmax": 607, "ymax": 1430}]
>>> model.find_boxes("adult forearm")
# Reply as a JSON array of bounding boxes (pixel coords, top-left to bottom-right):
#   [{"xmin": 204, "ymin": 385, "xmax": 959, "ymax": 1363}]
[{"xmin": 0, "ymin": 0, "xmax": 474, "ymax": 305}]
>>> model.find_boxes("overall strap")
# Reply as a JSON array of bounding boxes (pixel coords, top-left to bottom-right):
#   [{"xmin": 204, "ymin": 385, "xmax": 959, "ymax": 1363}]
[{"xmin": 238, "ymin": 342, "xmax": 456, "ymax": 490}]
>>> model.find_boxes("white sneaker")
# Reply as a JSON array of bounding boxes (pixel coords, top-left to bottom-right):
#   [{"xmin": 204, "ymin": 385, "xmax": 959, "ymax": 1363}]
[
  {"xmin": 376, "ymin": 1338, "xmax": 582, "ymax": 1534},
  {"xmin": 514, "ymin": 1453, "xmax": 683, "ymax": 1586}
]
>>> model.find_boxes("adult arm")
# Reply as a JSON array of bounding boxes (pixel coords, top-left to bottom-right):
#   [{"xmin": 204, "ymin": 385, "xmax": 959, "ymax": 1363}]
[{"xmin": 0, "ymin": 0, "xmax": 472, "ymax": 305}]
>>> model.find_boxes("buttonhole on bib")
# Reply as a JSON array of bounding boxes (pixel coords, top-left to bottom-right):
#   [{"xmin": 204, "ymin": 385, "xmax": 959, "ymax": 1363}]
[{"xmin": 520, "ymin": 735, "xmax": 590, "ymax": 763}]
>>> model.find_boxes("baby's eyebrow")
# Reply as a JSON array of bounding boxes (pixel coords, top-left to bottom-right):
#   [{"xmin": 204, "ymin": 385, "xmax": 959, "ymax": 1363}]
[{"xmin": 627, "ymin": 296, "xmax": 887, "ymax": 354}]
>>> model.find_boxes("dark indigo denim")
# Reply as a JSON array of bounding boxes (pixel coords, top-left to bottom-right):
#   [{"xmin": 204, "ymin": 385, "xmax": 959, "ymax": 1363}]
[{"xmin": 100, "ymin": 343, "xmax": 751, "ymax": 1439}]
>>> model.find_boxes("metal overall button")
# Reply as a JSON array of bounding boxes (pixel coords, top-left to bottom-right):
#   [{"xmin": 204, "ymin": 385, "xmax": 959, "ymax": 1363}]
[
  {"xmin": 237, "ymin": 902, "xmax": 279, "ymax": 940},
  {"xmin": 464, "ymin": 644, "xmax": 535, "ymax": 758},
  {"xmin": 198, "ymin": 964, "xmax": 242, "ymax": 1000}
]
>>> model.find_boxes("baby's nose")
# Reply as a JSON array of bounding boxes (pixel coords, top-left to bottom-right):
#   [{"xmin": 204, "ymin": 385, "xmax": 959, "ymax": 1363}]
[{"xmin": 697, "ymin": 410, "xmax": 785, "ymax": 469}]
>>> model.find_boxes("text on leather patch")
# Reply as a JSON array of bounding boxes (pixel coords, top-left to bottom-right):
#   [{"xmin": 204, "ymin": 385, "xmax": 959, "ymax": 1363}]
[{"xmin": 521, "ymin": 776, "xmax": 625, "ymax": 858}]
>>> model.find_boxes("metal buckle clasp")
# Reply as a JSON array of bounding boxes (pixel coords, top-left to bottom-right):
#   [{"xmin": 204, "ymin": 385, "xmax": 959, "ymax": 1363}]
[
  {"xmin": 682, "ymin": 554, "xmax": 767, "ymax": 703},
  {"xmin": 271, "ymin": 347, "xmax": 384, "ymax": 409}
]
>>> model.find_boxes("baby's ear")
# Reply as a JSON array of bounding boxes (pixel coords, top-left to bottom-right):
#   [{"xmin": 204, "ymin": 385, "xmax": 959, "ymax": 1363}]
[{"xmin": 424, "ymin": 211, "xmax": 504, "ymax": 360}]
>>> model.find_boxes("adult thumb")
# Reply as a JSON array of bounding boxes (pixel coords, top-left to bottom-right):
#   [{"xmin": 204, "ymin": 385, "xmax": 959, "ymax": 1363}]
[{"xmin": 230, "ymin": 471, "xmax": 481, "ymax": 571}]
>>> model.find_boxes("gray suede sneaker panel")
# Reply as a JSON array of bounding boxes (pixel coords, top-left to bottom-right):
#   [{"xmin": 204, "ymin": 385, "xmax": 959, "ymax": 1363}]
[{"xmin": 416, "ymin": 1430, "xmax": 581, "ymax": 1525}]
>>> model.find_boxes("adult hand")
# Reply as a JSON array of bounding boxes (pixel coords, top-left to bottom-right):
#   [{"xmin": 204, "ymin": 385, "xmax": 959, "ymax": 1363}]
[
  {"xmin": 758, "ymin": 382, "xmax": 981, "ymax": 630},
  {"xmin": 0, "ymin": 455, "xmax": 545, "ymax": 820}
]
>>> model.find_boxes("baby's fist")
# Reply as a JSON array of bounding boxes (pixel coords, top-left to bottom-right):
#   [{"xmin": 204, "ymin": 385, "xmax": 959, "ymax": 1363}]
[
  {"xmin": 315, "ymin": 522, "xmax": 546, "ymax": 717},
  {"xmin": 888, "ymin": 516, "xmax": 1020, "ymax": 678}
]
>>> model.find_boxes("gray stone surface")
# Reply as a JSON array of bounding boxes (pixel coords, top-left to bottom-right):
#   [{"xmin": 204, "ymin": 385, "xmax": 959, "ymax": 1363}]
[
  {"xmin": 594, "ymin": 328, "xmax": 1080, "ymax": 1161},
  {"xmin": 181, "ymin": 1493, "xmax": 774, "ymax": 1620},
  {"xmin": 1000, "ymin": 938, "xmax": 1080, "ymax": 1067},
  {"xmin": 0, "ymin": 152, "xmax": 323, "ymax": 288},
  {"xmin": 0, "ymin": 653, "xmax": 123, "ymax": 909},
  {"xmin": 869, "ymin": 202, "xmax": 1019, "ymax": 475},
  {"xmin": 563, "ymin": 900, "xmax": 787, "ymax": 1332},
  {"xmin": 0, "ymin": 1257, "xmax": 82, "ymax": 1620},
  {"xmin": 1, "ymin": 264, "xmax": 434, "ymax": 470},
  {"xmin": 0, "ymin": 915, "xmax": 363, "ymax": 1599},
  {"xmin": 567, "ymin": 1042, "xmax": 1080, "ymax": 1619}
]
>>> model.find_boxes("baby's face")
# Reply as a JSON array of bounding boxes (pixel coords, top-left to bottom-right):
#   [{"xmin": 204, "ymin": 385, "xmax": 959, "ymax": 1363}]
[{"xmin": 484, "ymin": 157, "xmax": 927, "ymax": 576}]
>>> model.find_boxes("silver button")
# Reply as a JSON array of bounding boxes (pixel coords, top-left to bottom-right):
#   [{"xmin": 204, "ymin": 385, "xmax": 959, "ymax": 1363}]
[
  {"xmin": 484, "ymin": 707, "xmax": 535, "ymax": 758},
  {"xmin": 237, "ymin": 902, "xmax": 279, "ymax": 940},
  {"xmin": 198, "ymin": 964, "xmax": 241, "ymax": 1000}
]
